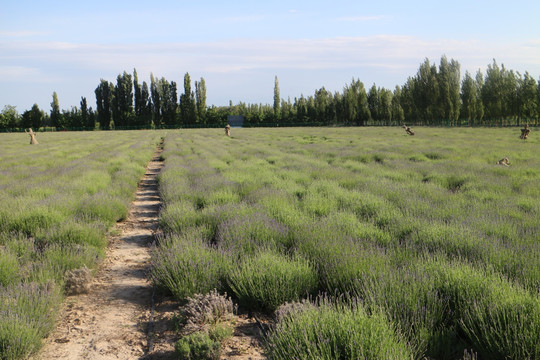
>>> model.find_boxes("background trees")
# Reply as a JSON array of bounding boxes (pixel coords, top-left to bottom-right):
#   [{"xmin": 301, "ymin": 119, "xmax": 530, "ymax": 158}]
[{"xmin": 1, "ymin": 57, "xmax": 539, "ymax": 131}]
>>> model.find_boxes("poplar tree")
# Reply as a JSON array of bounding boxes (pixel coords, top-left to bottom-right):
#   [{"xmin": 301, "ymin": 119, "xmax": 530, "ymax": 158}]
[
  {"xmin": 391, "ymin": 86, "xmax": 405, "ymax": 123},
  {"xmin": 140, "ymin": 81, "xmax": 152, "ymax": 126},
  {"xmin": 150, "ymin": 73, "xmax": 162, "ymax": 127},
  {"xmin": 379, "ymin": 88, "xmax": 393, "ymax": 125},
  {"xmin": 133, "ymin": 68, "xmax": 143, "ymax": 124},
  {"xmin": 112, "ymin": 71, "xmax": 134, "ymax": 127},
  {"xmin": 195, "ymin": 77, "xmax": 207, "ymax": 123},
  {"xmin": 21, "ymin": 104, "xmax": 44, "ymax": 129},
  {"xmin": 80, "ymin": 96, "xmax": 94, "ymax": 129},
  {"xmin": 50, "ymin": 91, "xmax": 61, "ymax": 128},
  {"xmin": 460, "ymin": 71, "xmax": 478, "ymax": 125},
  {"xmin": 517, "ymin": 72, "xmax": 538, "ymax": 121},
  {"xmin": 367, "ymin": 84, "xmax": 379, "ymax": 122},
  {"xmin": 160, "ymin": 78, "xmax": 178, "ymax": 126},
  {"xmin": 180, "ymin": 72, "xmax": 196, "ymax": 124},
  {"xmin": 273, "ymin": 75, "xmax": 281, "ymax": 121},
  {"xmin": 95, "ymin": 79, "xmax": 113, "ymax": 129}
]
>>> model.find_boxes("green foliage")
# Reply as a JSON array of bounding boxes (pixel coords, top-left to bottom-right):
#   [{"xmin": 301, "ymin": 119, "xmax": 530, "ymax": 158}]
[
  {"xmin": 0, "ymin": 130, "xmax": 163, "ymax": 359},
  {"xmin": 174, "ymin": 331, "xmax": 221, "ymax": 360},
  {"xmin": 150, "ymin": 236, "xmax": 231, "ymax": 301},
  {"xmin": 265, "ymin": 298, "xmax": 413, "ymax": 360},
  {"xmin": 227, "ymin": 251, "xmax": 317, "ymax": 312},
  {"xmin": 0, "ymin": 251, "xmax": 20, "ymax": 286},
  {"xmin": 154, "ymin": 127, "xmax": 539, "ymax": 358},
  {"xmin": 0, "ymin": 282, "xmax": 62, "ymax": 360}
]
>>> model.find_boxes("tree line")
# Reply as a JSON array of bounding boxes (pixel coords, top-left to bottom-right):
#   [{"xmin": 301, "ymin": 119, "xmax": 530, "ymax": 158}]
[{"xmin": 1, "ymin": 56, "xmax": 539, "ymax": 131}]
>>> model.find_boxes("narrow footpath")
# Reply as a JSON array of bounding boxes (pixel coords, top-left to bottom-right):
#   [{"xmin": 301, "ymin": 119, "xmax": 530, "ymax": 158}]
[{"xmin": 37, "ymin": 146, "xmax": 163, "ymax": 360}]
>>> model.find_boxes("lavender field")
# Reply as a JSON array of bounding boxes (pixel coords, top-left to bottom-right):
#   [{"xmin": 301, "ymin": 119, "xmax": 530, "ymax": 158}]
[
  {"xmin": 152, "ymin": 127, "xmax": 539, "ymax": 359},
  {"xmin": 0, "ymin": 130, "xmax": 163, "ymax": 359}
]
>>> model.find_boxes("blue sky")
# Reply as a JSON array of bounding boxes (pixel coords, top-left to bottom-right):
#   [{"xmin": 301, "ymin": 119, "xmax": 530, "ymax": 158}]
[{"xmin": 1, "ymin": 0, "xmax": 539, "ymax": 112}]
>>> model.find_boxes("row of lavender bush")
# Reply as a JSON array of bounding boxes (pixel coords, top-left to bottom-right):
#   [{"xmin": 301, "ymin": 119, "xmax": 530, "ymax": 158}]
[
  {"xmin": 0, "ymin": 131, "xmax": 163, "ymax": 359},
  {"xmin": 152, "ymin": 127, "xmax": 538, "ymax": 359}
]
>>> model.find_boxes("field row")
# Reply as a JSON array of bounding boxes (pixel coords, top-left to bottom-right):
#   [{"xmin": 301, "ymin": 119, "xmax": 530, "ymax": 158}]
[
  {"xmin": 0, "ymin": 131, "xmax": 164, "ymax": 359},
  {"xmin": 152, "ymin": 127, "xmax": 539, "ymax": 359}
]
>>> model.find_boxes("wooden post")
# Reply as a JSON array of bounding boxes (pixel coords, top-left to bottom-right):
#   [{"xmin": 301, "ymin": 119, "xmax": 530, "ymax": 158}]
[
  {"xmin": 403, "ymin": 124, "xmax": 415, "ymax": 136},
  {"xmin": 25, "ymin": 128, "xmax": 39, "ymax": 144},
  {"xmin": 520, "ymin": 124, "xmax": 530, "ymax": 139}
]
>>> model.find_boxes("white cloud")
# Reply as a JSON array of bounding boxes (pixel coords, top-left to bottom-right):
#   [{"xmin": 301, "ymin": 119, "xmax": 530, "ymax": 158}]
[
  {"xmin": 0, "ymin": 30, "xmax": 48, "ymax": 38},
  {"xmin": 2, "ymin": 35, "xmax": 540, "ymax": 109},
  {"xmin": 3, "ymin": 36, "xmax": 539, "ymax": 77}
]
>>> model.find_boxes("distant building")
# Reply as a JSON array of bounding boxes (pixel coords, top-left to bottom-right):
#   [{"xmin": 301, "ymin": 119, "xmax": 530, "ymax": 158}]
[{"xmin": 227, "ymin": 115, "xmax": 244, "ymax": 127}]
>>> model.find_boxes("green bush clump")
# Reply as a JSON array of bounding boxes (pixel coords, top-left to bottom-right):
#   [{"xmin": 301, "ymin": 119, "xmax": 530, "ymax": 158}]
[
  {"xmin": 174, "ymin": 331, "xmax": 221, "ymax": 360},
  {"xmin": 0, "ymin": 251, "xmax": 19, "ymax": 286},
  {"xmin": 0, "ymin": 282, "xmax": 62, "ymax": 360},
  {"xmin": 227, "ymin": 251, "xmax": 317, "ymax": 312},
  {"xmin": 151, "ymin": 236, "xmax": 231, "ymax": 300},
  {"xmin": 432, "ymin": 261, "xmax": 540, "ymax": 360},
  {"xmin": 265, "ymin": 298, "xmax": 413, "ymax": 360}
]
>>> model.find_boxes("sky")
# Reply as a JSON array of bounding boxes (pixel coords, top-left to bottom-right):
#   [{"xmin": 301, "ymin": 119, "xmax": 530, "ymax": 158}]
[{"xmin": 1, "ymin": 0, "xmax": 540, "ymax": 113}]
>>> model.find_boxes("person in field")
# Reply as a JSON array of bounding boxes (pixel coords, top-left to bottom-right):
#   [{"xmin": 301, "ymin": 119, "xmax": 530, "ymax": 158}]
[
  {"xmin": 520, "ymin": 124, "xmax": 530, "ymax": 139},
  {"xmin": 225, "ymin": 124, "xmax": 231, "ymax": 137},
  {"xmin": 25, "ymin": 128, "xmax": 39, "ymax": 144},
  {"xmin": 403, "ymin": 124, "xmax": 415, "ymax": 136},
  {"xmin": 497, "ymin": 157, "xmax": 510, "ymax": 166}
]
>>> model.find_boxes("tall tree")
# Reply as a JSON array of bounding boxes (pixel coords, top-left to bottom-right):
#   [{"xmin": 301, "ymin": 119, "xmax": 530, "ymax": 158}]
[
  {"xmin": 150, "ymin": 74, "xmax": 162, "ymax": 127},
  {"xmin": 379, "ymin": 87, "xmax": 393, "ymax": 125},
  {"xmin": 475, "ymin": 70, "xmax": 485, "ymax": 123},
  {"xmin": 140, "ymin": 81, "xmax": 152, "ymax": 126},
  {"xmin": 112, "ymin": 71, "xmax": 134, "ymax": 127},
  {"xmin": 391, "ymin": 86, "xmax": 405, "ymax": 123},
  {"xmin": 195, "ymin": 77, "xmax": 207, "ymax": 124},
  {"xmin": 273, "ymin": 75, "xmax": 281, "ymax": 121},
  {"xmin": 0, "ymin": 105, "xmax": 20, "ymax": 129},
  {"xmin": 50, "ymin": 91, "xmax": 61, "ymax": 128},
  {"xmin": 342, "ymin": 78, "xmax": 370, "ymax": 126},
  {"xmin": 413, "ymin": 58, "xmax": 439, "ymax": 124},
  {"xmin": 179, "ymin": 72, "xmax": 196, "ymax": 124},
  {"xmin": 21, "ymin": 104, "xmax": 44, "ymax": 129},
  {"xmin": 517, "ymin": 71, "xmax": 538, "ymax": 121},
  {"xmin": 160, "ymin": 78, "xmax": 178, "ymax": 126},
  {"xmin": 133, "ymin": 68, "xmax": 143, "ymax": 124},
  {"xmin": 460, "ymin": 71, "xmax": 479, "ymax": 125},
  {"xmin": 95, "ymin": 79, "xmax": 113, "ymax": 129},
  {"xmin": 438, "ymin": 55, "xmax": 461, "ymax": 125},
  {"xmin": 367, "ymin": 84, "xmax": 380, "ymax": 122},
  {"xmin": 80, "ymin": 97, "xmax": 94, "ymax": 129}
]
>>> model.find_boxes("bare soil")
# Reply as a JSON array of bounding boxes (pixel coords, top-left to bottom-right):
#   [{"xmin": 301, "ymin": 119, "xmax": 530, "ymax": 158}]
[{"xmin": 36, "ymin": 145, "xmax": 266, "ymax": 360}]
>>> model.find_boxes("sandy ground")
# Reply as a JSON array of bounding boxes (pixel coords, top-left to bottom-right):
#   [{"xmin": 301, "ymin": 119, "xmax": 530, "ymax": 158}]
[{"xmin": 36, "ymin": 144, "xmax": 266, "ymax": 360}]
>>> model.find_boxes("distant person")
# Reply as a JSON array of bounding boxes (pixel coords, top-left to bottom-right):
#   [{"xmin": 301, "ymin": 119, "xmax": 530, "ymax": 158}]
[
  {"xmin": 25, "ymin": 128, "xmax": 39, "ymax": 144},
  {"xmin": 225, "ymin": 124, "xmax": 231, "ymax": 137},
  {"xmin": 520, "ymin": 124, "xmax": 530, "ymax": 139},
  {"xmin": 403, "ymin": 124, "xmax": 415, "ymax": 136}
]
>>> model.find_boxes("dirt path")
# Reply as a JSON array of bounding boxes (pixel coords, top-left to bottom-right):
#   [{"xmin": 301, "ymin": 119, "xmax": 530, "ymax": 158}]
[{"xmin": 36, "ymin": 147, "xmax": 163, "ymax": 360}]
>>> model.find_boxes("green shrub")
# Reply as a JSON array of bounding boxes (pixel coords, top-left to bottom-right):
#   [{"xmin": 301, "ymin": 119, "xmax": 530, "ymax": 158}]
[
  {"xmin": 174, "ymin": 331, "xmax": 221, "ymax": 360},
  {"xmin": 0, "ymin": 251, "xmax": 19, "ymax": 286},
  {"xmin": 208, "ymin": 323, "xmax": 233, "ymax": 343},
  {"xmin": 431, "ymin": 260, "xmax": 540, "ymax": 359},
  {"xmin": 39, "ymin": 244, "xmax": 103, "ymax": 282},
  {"xmin": 265, "ymin": 298, "xmax": 413, "ymax": 360},
  {"xmin": 227, "ymin": 251, "xmax": 317, "ymax": 312},
  {"xmin": 8, "ymin": 208, "xmax": 64, "ymax": 236},
  {"xmin": 151, "ymin": 237, "xmax": 231, "ymax": 301},
  {"xmin": 0, "ymin": 281, "xmax": 62, "ymax": 360}
]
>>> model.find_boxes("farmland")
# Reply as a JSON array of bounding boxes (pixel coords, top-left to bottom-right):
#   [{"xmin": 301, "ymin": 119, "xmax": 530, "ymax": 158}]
[
  {"xmin": 1, "ymin": 127, "xmax": 539, "ymax": 359},
  {"xmin": 153, "ymin": 127, "xmax": 538, "ymax": 359},
  {"xmin": 0, "ymin": 131, "xmax": 164, "ymax": 359}
]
